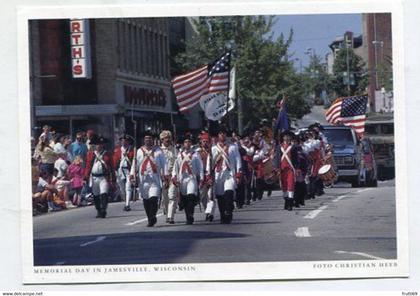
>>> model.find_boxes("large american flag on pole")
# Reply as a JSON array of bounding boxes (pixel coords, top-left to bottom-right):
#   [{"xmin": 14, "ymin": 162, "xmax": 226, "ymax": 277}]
[
  {"xmin": 171, "ymin": 52, "xmax": 231, "ymax": 113},
  {"xmin": 325, "ymin": 95, "xmax": 368, "ymax": 137}
]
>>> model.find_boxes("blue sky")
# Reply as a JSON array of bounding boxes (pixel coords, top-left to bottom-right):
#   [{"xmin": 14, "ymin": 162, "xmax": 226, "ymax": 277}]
[{"xmin": 271, "ymin": 14, "xmax": 362, "ymax": 69}]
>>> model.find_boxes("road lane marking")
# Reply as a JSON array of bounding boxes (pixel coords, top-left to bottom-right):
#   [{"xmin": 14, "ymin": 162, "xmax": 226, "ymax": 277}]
[
  {"xmin": 332, "ymin": 195, "xmax": 347, "ymax": 203},
  {"xmin": 125, "ymin": 213, "xmax": 164, "ymax": 226},
  {"xmin": 55, "ymin": 261, "xmax": 66, "ymax": 265},
  {"xmin": 294, "ymin": 227, "xmax": 311, "ymax": 237},
  {"xmin": 304, "ymin": 205, "xmax": 328, "ymax": 219},
  {"xmin": 334, "ymin": 250, "xmax": 385, "ymax": 260},
  {"xmin": 356, "ymin": 188, "xmax": 370, "ymax": 193},
  {"xmin": 80, "ymin": 236, "xmax": 106, "ymax": 247}
]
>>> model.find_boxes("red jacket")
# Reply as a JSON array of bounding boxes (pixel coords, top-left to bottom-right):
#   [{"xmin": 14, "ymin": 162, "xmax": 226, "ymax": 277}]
[
  {"xmin": 112, "ymin": 145, "xmax": 135, "ymax": 171},
  {"xmin": 84, "ymin": 150, "xmax": 114, "ymax": 181}
]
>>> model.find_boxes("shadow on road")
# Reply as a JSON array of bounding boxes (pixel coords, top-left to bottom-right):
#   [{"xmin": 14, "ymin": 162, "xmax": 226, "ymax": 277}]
[{"xmin": 34, "ymin": 230, "xmax": 248, "ymax": 266}]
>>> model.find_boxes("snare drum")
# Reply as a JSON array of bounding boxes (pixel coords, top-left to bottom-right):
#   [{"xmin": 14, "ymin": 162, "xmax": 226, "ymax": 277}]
[{"xmin": 318, "ymin": 164, "xmax": 337, "ymax": 186}]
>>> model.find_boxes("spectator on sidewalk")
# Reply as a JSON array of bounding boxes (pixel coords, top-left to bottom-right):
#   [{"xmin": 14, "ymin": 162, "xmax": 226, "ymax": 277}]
[
  {"xmin": 70, "ymin": 132, "xmax": 88, "ymax": 163},
  {"xmin": 68, "ymin": 155, "xmax": 85, "ymax": 206}
]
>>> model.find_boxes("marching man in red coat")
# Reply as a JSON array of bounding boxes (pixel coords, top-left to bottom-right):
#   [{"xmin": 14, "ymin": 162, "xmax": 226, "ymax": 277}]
[
  {"xmin": 275, "ymin": 130, "xmax": 298, "ymax": 211},
  {"xmin": 113, "ymin": 134, "xmax": 135, "ymax": 212},
  {"xmin": 84, "ymin": 135, "xmax": 115, "ymax": 218}
]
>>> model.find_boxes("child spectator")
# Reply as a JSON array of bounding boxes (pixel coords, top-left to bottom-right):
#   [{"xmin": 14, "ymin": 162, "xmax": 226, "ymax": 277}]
[{"xmin": 68, "ymin": 155, "xmax": 85, "ymax": 206}]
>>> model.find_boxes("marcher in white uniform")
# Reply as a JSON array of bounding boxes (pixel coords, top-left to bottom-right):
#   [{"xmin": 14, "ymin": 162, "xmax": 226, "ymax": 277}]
[
  {"xmin": 113, "ymin": 134, "xmax": 135, "ymax": 211},
  {"xmin": 159, "ymin": 130, "xmax": 178, "ymax": 224},
  {"xmin": 172, "ymin": 135, "xmax": 204, "ymax": 225},
  {"xmin": 84, "ymin": 136, "xmax": 114, "ymax": 218},
  {"xmin": 211, "ymin": 126, "xmax": 242, "ymax": 224},
  {"xmin": 197, "ymin": 131, "xmax": 215, "ymax": 222},
  {"xmin": 130, "ymin": 130, "xmax": 168, "ymax": 227}
]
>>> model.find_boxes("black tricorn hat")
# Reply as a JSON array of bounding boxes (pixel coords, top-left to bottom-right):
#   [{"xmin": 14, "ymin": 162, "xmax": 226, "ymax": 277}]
[
  {"xmin": 90, "ymin": 135, "xmax": 109, "ymax": 145},
  {"xmin": 280, "ymin": 130, "xmax": 296, "ymax": 140},
  {"xmin": 178, "ymin": 133, "xmax": 195, "ymax": 144},
  {"xmin": 142, "ymin": 127, "xmax": 155, "ymax": 138},
  {"xmin": 119, "ymin": 134, "xmax": 134, "ymax": 144},
  {"xmin": 217, "ymin": 124, "xmax": 232, "ymax": 137}
]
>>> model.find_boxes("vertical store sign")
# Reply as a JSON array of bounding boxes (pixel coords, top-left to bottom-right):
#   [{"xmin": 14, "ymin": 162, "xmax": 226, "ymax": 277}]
[{"xmin": 70, "ymin": 19, "xmax": 92, "ymax": 79}]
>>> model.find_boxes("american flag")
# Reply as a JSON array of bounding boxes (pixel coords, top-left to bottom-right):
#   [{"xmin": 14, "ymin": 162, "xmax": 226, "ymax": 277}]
[
  {"xmin": 325, "ymin": 95, "xmax": 368, "ymax": 137},
  {"xmin": 171, "ymin": 52, "xmax": 231, "ymax": 113}
]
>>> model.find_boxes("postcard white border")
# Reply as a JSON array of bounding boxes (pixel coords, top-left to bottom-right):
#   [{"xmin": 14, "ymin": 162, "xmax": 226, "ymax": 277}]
[{"xmin": 17, "ymin": 0, "xmax": 408, "ymax": 284}]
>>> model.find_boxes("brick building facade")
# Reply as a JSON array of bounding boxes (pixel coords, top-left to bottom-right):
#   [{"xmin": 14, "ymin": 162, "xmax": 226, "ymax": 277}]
[
  {"xmin": 30, "ymin": 18, "xmax": 177, "ymax": 145},
  {"xmin": 363, "ymin": 13, "xmax": 393, "ymax": 112}
]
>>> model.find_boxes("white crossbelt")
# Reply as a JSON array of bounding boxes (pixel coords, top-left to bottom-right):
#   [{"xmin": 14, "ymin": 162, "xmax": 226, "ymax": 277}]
[
  {"xmin": 214, "ymin": 143, "xmax": 233, "ymax": 171},
  {"xmin": 280, "ymin": 145, "xmax": 295, "ymax": 174}
]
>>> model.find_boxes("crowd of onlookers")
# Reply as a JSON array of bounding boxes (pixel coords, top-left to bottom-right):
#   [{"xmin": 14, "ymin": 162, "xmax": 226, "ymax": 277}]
[{"xmin": 31, "ymin": 125, "xmax": 101, "ymax": 215}]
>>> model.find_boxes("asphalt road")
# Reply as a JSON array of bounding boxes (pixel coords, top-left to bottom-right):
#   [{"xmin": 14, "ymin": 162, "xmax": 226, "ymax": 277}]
[
  {"xmin": 296, "ymin": 105, "xmax": 329, "ymax": 128},
  {"xmin": 33, "ymin": 180, "xmax": 396, "ymax": 266}
]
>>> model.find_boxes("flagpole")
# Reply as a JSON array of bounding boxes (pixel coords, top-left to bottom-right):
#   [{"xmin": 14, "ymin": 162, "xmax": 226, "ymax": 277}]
[{"xmin": 226, "ymin": 51, "xmax": 232, "ymax": 130}]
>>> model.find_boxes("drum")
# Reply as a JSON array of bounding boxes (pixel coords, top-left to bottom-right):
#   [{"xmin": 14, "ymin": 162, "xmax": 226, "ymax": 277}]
[
  {"xmin": 262, "ymin": 157, "xmax": 276, "ymax": 184},
  {"xmin": 318, "ymin": 164, "xmax": 337, "ymax": 186}
]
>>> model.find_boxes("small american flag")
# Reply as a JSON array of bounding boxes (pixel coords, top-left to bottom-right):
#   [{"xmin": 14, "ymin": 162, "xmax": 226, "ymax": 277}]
[
  {"xmin": 172, "ymin": 52, "xmax": 231, "ymax": 113},
  {"xmin": 325, "ymin": 95, "xmax": 368, "ymax": 137}
]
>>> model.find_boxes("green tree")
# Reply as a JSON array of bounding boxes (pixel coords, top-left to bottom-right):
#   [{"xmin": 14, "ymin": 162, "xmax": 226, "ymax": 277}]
[
  {"xmin": 302, "ymin": 54, "xmax": 333, "ymax": 104},
  {"xmin": 174, "ymin": 16, "xmax": 311, "ymax": 131},
  {"xmin": 331, "ymin": 48, "xmax": 368, "ymax": 97}
]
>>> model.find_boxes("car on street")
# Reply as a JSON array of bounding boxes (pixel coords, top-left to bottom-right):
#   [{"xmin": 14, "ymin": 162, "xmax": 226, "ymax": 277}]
[{"xmin": 322, "ymin": 125, "xmax": 365, "ymax": 187}]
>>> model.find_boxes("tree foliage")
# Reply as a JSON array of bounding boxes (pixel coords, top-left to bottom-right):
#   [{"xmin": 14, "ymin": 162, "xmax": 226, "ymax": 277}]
[
  {"xmin": 331, "ymin": 48, "xmax": 369, "ymax": 97},
  {"xmin": 173, "ymin": 16, "xmax": 311, "ymax": 131}
]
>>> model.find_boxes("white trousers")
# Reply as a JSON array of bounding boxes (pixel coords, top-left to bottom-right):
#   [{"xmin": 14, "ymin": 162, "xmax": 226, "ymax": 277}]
[
  {"xmin": 162, "ymin": 183, "xmax": 177, "ymax": 219},
  {"xmin": 91, "ymin": 176, "xmax": 109, "ymax": 196},
  {"xmin": 138, "ymin": 174, "xmax": 161, "ymax": 199},
  {"xmin": 214, "ymin": 170, "xmax": 236, "ymax": 196},
  {"xmin": 200, "ymin": 185, "xmax": 215, "ymax": 215},
  {"xmin": 117, "ymin": 169, "xmax": 133, "ymax": 205},
  {"xmin": 179, "ymin": 174, "xmax": 198, "ymax": 196}
]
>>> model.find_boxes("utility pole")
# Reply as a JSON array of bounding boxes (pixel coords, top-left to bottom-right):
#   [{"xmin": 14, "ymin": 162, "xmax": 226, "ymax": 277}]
[{"xmin": 345, "ymin": 35, "xmax": 351, "ymax": 96}]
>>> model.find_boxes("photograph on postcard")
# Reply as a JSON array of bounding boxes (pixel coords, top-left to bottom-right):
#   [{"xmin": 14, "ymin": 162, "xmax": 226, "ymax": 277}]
[{"xmin": 21, "ymin": 5, "xmax": 406, "ymax": 283}]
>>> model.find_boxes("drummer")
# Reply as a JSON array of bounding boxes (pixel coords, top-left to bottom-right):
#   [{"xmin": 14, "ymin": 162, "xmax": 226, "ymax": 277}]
[
  {"xmin": 274, "ymin": 130, "xmax": 298, "ymax": 211},
  {"xmin": 293, "ymin": 132, "xmax": 309, "ymax": 208}
]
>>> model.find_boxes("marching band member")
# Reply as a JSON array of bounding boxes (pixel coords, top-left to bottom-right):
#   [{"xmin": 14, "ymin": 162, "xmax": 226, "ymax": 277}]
[
  {"xmin": 274, "ymin": 130, "xmax": 298, "ymax": 211},
  {"xmin": 113, "ymin": 134, "xmax": 135, "ymax": 211},
  {"xmin": 252, "ymin": 130, "xmax": 269, "ymax": 201},
  {"xmin": 84, "ymin": 136, "xmax": 115, "ymax": 218},
  {"xmin": 160, "ymin": 130, "xmax": 178, "ymax": 224},
  {"xmin": 212, "ymin": 126, "xmax": 242, "ymax": 224},
  {"xmin": 309, "ymin": 124, "xmax": 327, "ymax": 196},
  {"xmin": 197, "ymin": 131, "xmax": 215, "ymax": 222},
  {"xmin": 172, "ymin": 135, "xmax": 204, "ymax": 225},
  {"xmin": 241, "ymin": 135, "xmax": 255, "ymax": 206},
  {"xmin": 130, "ymin": 130, "xmax": 168, "ymax": 227},
  {"xmin": 303, "ymin": 131, "xmax": 322, "ymax": 199}
]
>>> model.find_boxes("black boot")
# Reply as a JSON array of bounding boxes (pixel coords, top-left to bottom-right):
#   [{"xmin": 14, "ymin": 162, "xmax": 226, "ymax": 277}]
[
  {"xmin": 217, "ymin": 195, "xmax": 226, "ymax": 223},
  {"xmin": 93, "ymin": 195, "xmax": 101, "ymax": 218},
  {"xmin": 149, "ymin": 196, "xmax": 158, "ymax": 226},
  {"xmin": 185, "ymin": 195, "xmax": 196, "ymax": 224},
  {"xmin": 287, "ymin": 199, "xmax": 293, "ymax": 211},
  {"xmin": 100, "ymin": 193, "xmax": 108, "ymax": 218},
  {"xmin": 224, "ymin": 190, "xmax": 234, "ymax": 224}
]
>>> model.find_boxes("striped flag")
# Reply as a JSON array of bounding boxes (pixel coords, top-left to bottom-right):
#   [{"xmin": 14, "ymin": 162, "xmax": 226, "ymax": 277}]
[
  {"xmin": 171, "ymin": 52, "xmax": 231, "ymax": 113},
  {"xmin": 325, "ymin": 95, "xmax": 368, "ymax": 137}
]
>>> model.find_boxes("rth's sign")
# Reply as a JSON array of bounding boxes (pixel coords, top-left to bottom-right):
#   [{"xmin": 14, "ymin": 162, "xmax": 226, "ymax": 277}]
[
  {"xmin": 70, "ymin": 19, "xmax": 92, "ymax": 79},
  {"xmin": 124, "ymin": 85, "xmax": 167, "ymax": 108}
]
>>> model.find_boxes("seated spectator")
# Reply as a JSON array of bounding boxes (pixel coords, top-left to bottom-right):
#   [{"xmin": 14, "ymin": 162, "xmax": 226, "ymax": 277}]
[
  {"xmin": 51, "ymin": 168, "xmax": 73, "ymax": 209},
  {"xmin": 35, "ymin": 171, "xmax": 64, "ymax": 212},
  {"xmin": 68, "ymin": 155, "xmax": 85, "ymax": 206}
]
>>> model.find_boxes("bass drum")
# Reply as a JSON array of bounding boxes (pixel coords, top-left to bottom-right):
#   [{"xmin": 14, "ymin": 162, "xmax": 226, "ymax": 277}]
[{"xmin": 318, "ymin": 164, "xmax": 337, "ymax": 187}]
